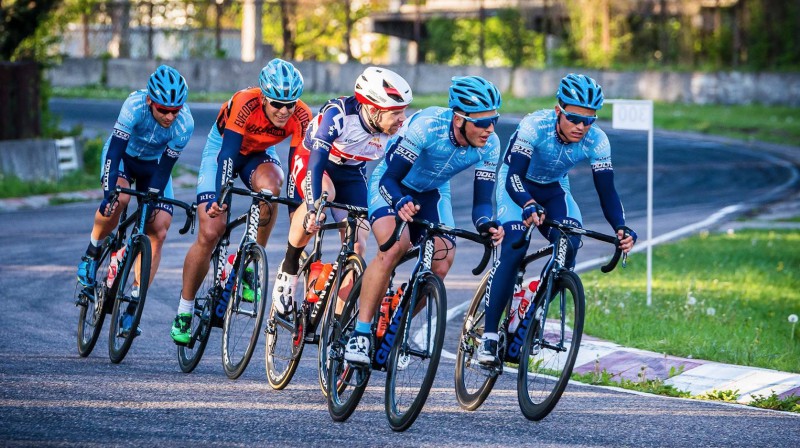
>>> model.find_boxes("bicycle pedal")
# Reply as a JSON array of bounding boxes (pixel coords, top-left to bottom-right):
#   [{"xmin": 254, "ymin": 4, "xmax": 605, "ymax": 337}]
[{"xmin": 303, "ymin": 333, "xmax": 319, "ymax": 344}]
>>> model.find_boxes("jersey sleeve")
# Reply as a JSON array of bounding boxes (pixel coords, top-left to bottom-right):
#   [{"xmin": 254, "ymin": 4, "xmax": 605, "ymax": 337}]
[
  {"xmin": 290, "ymin": 101, "xmax": 313, "ymax": 148},
  {"xmin": 167, "ymin": 110, "xmax": 194, "ymax": 152},
  {"xmin": 308, "ymin": 102, "xmax": 345, "ymax": 153}
]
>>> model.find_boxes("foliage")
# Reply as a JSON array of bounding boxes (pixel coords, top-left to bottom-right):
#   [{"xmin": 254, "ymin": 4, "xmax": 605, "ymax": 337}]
[
  {"xmin": 582, "ymin": 229, "xmax": 800, "ymax": 374},
  {"xmin": 748, "ymin": 392, "xmax": 800, "ymax": 412},
  {"xmin": 571, "ymin": 363, "xmax": 691, "ymax": 398},
  {"xmin": 694, "ymin": 389, "xmax": 741, "ymax": 403}
]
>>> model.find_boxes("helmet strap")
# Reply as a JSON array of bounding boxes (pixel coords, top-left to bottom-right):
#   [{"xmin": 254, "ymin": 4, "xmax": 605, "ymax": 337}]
[{"xmin": 361, "ymin": 104, "xmax": 383, "ymax": 133}]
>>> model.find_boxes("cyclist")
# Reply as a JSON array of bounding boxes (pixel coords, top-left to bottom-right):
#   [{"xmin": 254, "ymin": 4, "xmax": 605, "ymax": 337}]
[
  {"xmin": 270, "ymin": 66, "xmax": 412, "ymax": 318},
  {"xmin": 344, "ymin": 76, "xmax": 505, "ymax": 364},
  {"xmin": 76, "ymin": 65, "xmax": 194, "ymax": 337},
  {"xmin": 170, "ymin": 58, "xmax": 310, "ymax": 345},
  {"xmin": 478, "ymin": 73, "xmax": 637, "ymax": 366}
]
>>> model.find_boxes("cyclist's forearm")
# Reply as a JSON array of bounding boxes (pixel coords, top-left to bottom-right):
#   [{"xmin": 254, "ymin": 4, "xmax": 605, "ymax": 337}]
[
  {"xmin": 214, "ymin": 131, "xmax": 243, "ymax": 201},
  {"xmin": 306, "ymin": 147, "xmax": 328, "ymax": 209},
  {"xmin": 505, "ymin": 147, "xmax": 534, "ymax": 208},
  {"xmin": 151, "ymin": 147, "xmax": 180, "ymax": 194},
  {"xmin": 378, "ymin": 152, "xmax": 413, "ymax": 208},
  {"xmin": 102, "ymin": 133, "xmax": 127, "ymax": 199},
  {"xmin": 472, "ymin": 172, "xmax": 495, "ymax": 227},
  {"xmin": 592, "ymin": 169, "xmax": 625, "ymax": 229}
]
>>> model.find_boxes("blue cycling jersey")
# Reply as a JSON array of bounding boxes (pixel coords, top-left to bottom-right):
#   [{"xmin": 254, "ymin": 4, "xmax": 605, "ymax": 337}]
[
  {"xmin": 369, "ymin": 107, "xmax": 500, "ymax": 228},
  {"xmin": 108, "ymin": 89, "xmax": 194, "ymax": 161}
]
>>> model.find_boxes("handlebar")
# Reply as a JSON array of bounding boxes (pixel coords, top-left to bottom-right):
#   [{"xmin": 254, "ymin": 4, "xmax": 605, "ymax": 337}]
[
  {"xmin": 511, "ymin": 218, "xmax": 625, "ymax": 273},
  {"xmin": 112, "ymin": 186, "xmax": 197, "ymax": 235},
  {"xmin": 379, "ymin": 215, "xmax": 494, "ymax": 276},
  {"xmin": 219, "ymin": 180, "xmax": 301, "ymax": 209}
]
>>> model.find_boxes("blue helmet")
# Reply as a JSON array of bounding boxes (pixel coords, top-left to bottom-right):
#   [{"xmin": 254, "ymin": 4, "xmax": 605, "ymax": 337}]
[
  {"xmin": 557, "ymin": 73, "xmax": 604, "ymax": 110},
  {"xmin": 259, "ymin": 58, "xmax": 304, "ymax": 101},
  {"xmin": 147, "ymin": 65, "xmax": 188, "ymax": 108},
  {"xmin": 448, "ymin": 76, "xmax": 502, "ymax": 113}
]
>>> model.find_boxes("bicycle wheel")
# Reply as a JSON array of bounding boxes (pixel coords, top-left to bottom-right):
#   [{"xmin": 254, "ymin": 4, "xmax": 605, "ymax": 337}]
[
  {"xmin": 454, "ymin": 272, "xmax": 500, "ymax": 411},
  {"xmin": 327, "ymin": 275, "xmax": 370, "ymax": 422},
  {"xmin": 517, "ymin": 270, "xmax": 584, "ymax": 421},
  {"xmin": 221, "ymin": 243, "xmax": 268, "ymax": 379},
  {"xmin": 177, "ymin": 255, "xmax": 218, "ymax": 373},
  {"xmin": 385, "ymin": 274, "xmax": 446, "ymax": 432},
  {"xmin": 265, "ymin": 252, "xmax": 309, "ymax": 390},
  {"xmin": 318, "ymin": 254, "xmax": 365, "ymax": 397},
  {"xmin": 108, "ymin": 235, "xmax": 151, "ymax": 364},
  {"xmin": 76, "ymin": 237, "xmax": 114, "ymax": 357}
]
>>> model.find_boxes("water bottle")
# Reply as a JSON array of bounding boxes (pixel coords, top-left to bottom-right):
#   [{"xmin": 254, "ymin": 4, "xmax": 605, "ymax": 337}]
[
  {"xmin": 377, "ymin": 284, "xmax": 404, "ymax": 339},
  {"xmin": 376, "ymin": 288, "xmax": 394, "ymax": 339},
  {"xmin": 221, "ymin": 254, "xmax": 235, "ymax": 282},
  {"xmin": 307, "ymin": 261, "xmax": 334, "ymax": 303},
  {"xmin": 508, "ymin": 279, "xmax": 539, "ymax": 334},
  {"xmin": 106, "ymin": 244, "xmax": 126, "ymax": 287}
]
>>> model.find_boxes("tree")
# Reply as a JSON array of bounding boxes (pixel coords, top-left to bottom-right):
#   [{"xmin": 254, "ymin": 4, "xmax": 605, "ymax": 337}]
[{"xmin": 0, "ymin": 0, "xmax": 62, "ymax": 60}]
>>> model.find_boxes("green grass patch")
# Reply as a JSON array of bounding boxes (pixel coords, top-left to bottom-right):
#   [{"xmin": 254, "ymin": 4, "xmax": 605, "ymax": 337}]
[
  {"xmin": 572, "ymin": 365, "xmax": 691, "ymax": 398},
  {"xmin": 581, "ymin": 229, "xmax": 800, "ymax": 374},
  {"xmin": 0, "ymin": 171, "xmax": 97, "ymax": 199}
]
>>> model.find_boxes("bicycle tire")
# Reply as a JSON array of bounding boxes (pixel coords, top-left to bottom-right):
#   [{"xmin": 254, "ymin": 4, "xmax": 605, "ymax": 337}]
[
  {"xmin": 221, "ymin": 243, "xmax": 268, "ymax": 379},
  {"xmin": 318, "ymin": 254, "xmax": 365, "ymax": 397},
  {"xmin": 454, "ymin": 272, "xmax": 500, "ymax": 411},
  {"xmin": 177, "ymin": 254, "xmax": 219, "ymax": 373},
  {"xmin": 108, "ymin": 234, "xmax": 152, "ymax": 364},
  {"xmin": 327, "ymin": 275, "xmax": 370, "ymax": 422},
  {"xmin": 265, "ymin": 252, "xmax": 309, "ymax": 390},
  {"xmin": 76, "ymin": 237, "xmax": 114, "ymax": 357},
  {"xmin": 385, "ymin": 274, "xmax": 446, "ymax": 432},
  {"xmin": 517, "ymin": 270, "xmax": 584, "ymax": 421}
]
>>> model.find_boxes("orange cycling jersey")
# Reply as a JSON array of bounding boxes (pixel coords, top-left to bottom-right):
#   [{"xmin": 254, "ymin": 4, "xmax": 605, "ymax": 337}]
[{"xmin": 214, "ymin": 87, "xmax": 312, "ymax": 156}]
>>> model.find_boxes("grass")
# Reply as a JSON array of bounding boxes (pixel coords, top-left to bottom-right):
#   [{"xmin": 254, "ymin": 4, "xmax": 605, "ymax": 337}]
[
  {"xmin": 51, "ymin": 86, "xmax": 800, "ymax": 145},
  {"xmin": 0, "ymin": 171, "xmax": 97, "ymax": 199},
  {"xmin": 581, "ymin": 228, "xmax": 800, "ymax": 374}
]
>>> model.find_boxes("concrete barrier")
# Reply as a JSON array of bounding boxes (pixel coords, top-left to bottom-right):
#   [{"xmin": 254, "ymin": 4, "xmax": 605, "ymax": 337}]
[
  {"xmin": 48, "ymin": 58, "xmax": 800, "ymax": 106},
  {"xmin": 0, "ymin": 138, "xmax": 83, "ymax": 182}
]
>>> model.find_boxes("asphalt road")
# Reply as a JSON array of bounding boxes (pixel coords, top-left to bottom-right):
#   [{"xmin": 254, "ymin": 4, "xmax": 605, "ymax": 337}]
[{"xmin": 0, "ymin": 99, "xmax": 797, "ymax": 445}]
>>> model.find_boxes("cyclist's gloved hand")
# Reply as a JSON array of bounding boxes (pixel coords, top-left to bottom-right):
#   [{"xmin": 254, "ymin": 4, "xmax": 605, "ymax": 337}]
[
  {"xmin": 615, "ymin": 225, "xmax": 638, "ymax": 243},
  {"xmin": 394, "ymin": 195, "xmax": 417, "ymax": 214},
  {"xmin": 522, "ymin": 202, "xmax": 545, "ymax": 223},
  {"xmin": 475, "ymin": 217, "xmax": 500, "ymax": 235},
  {"xmin": 99, "ymin": 194, "xmax": 118, "ymax": 217}
]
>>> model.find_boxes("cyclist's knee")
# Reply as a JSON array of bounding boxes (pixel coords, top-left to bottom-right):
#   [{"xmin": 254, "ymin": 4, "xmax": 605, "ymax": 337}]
[{"xmin": 353, "ymin": 240, "xmax": 367, "ymax": 258}]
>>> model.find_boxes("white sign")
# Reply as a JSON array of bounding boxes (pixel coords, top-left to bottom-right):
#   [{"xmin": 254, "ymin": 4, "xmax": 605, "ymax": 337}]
[{"xmin": 612, "ymin": 100, "xmax": 653, "ymax": 131}]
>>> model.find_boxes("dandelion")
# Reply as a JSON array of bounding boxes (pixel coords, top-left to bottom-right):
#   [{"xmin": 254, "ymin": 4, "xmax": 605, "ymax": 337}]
[
  {"xmin": 726, "ymin": 228, "xmax": 735, "ymax": 236},
  {"xmin": 618, "ymin": 302, "xmax": 625, "ymax": 309},
  {"xmin": 706, "ymin": 307, "xmax": 716, "ymax": 316},
  {"xmin": 687, "ymin": 295, "xmax": 697, "ymax": 306},
  {"xmin": 604, "ymin": 308, "xmax": 611, "ymax": 315},
  {"xmin": 790, "ymin": 314, "xmax": 798, "ymax": 341},
  {"xmin": 595, "ymin": 300, "xmax": 603, "ymax": 307},
  {"xmin": 699, "ymin": 230, "xmax": 710, "ymax": 239}
]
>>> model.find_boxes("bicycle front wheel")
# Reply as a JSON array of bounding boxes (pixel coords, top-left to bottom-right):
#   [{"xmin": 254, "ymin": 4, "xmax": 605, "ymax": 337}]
[
  {"xmin": 108, "ymin": 235, "xmax": 151, "ymax": 364},
  {"xmin": 178, "ymin": 255, "xmax": 219, "ymax": 373},
  {"xmin": 327, "ymin": 275, "xmax": 370, "ymax": 422},
  {"xmin": 385, "ymin": 274, "xmax": 446, "ymax": 432},
  {"xmin": 517, "ymin": 270, "xmax": 584, "ymax": 421},
  {"xmin": 265, "ymin": 252, "xmax": 309, "ymax": 390},
  {"xmin": 454, "ymin": 272, "xmax": 500, "ymax": 411},
  {"xmin": 318, "ymin": 254, "xmax": 365, "ymax": 397},
  {"xmin": 77, "ymin": 237, "xmax": 114, "ymax": 357},
  {"xmin": 221, "ymin": 243, "xmax": 268, "ymax": 379}
]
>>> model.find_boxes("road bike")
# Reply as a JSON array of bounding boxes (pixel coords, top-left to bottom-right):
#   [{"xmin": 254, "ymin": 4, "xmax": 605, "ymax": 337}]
[
  {"xmin": 75, "ymin": 186, "xmax": 195, "ymax": 363},
  {"xmin": 454, "ymin": 218, "xmax": 625, "ymax": 420},
  {"xmin": 265, "ymin": 194, "xmax": 367, "ymax": 395},
  {"xmin": 326, "ymin": 216, "xmax": 492, "ymax": 431},
  {"xmin": 177, "ymin": 182, "xmax": 294, "ymax": 379}
]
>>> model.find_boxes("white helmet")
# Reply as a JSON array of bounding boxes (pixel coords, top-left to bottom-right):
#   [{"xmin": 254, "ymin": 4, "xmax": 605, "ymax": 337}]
[{"xmin": 354, "ymin": 66, "xmax": 412, "ymax": 110}]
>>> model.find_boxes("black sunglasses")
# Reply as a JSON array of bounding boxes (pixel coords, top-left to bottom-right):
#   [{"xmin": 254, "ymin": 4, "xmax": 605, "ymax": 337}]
[
  {"xmin": 268, "ymin": 99, "xmax": 297, "ymax": 110},
  {"xmin": 455, "ymin": 112, "xmax": 500, "ymax": 129},
  {"xmin": 558, "ymin": 105, "xmax": 597, "ymax": 126}
]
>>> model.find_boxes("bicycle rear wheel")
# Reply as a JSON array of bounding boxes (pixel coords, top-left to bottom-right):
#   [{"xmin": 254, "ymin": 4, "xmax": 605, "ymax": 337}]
[
  {"xmin": 77, "ymin": 237, "xmax": 114, "ymax": 357},
  {"xmin": 517, "ymin": 270, "xmax": 584, "ymax": 421},
  {"xmin": 327, "ymin": 275, "xmax": 370, "ymax": 422},
  {"xmin": 178, "ymin": 255, "xmax": 219, "ymax": 373},
  {"xmin": 108, "ymin": 235, "xmax": 151, "ymax": 364},
  {"xmin": 222, "ymin": 243, "xmax": 268, "ymax": 379},
  {"xmin": 385, "ymin": 274, "xmax": 446, "ymax": 432},
  {"xmin": 454, "ymin": 272, "xmax": 500, "ymax": 411},
  {"xmin": 318, "ymin": 254, "xmax": 365, "ymax": 397},
  {"xmin": 265, "ymin": 252, "xmax": 309, "ymax": 390}
]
